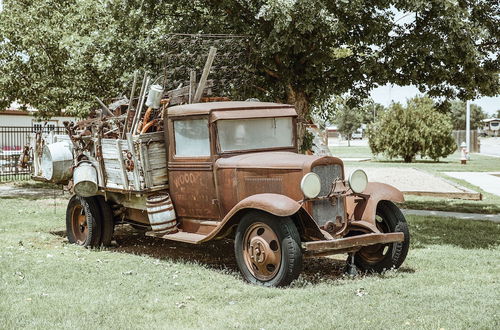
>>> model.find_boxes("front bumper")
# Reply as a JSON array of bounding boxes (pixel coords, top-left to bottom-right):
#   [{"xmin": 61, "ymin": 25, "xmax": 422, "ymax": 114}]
[{"xmin": 303, "ymin": 232, "xmax": 404, "ymax": 257}]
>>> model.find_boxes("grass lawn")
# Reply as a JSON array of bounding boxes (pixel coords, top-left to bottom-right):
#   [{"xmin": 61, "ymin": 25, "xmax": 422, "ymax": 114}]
[
  {"xmin": 331, "ymin": 146, "xmax": 500, "ymax": 214},
  {"xmin": 1, "ymin": 196, "xmax": 499, "ymax": 329}
]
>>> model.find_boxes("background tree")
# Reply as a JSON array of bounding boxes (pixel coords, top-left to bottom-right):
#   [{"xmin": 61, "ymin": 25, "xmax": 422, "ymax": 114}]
[
  {"xmin": 0, "ymin": 0, "xmax": 498, "ymax": 148},
  {"xmin": 449, "ymin": 100, "xmax": 487, "ymax": 130},
  {"xmin": 368, "ymin": 96, "xmax": 456, "ymax": 162},
  {"xmin": 312, "ymin": 95, "xmax": 369, "ymax": 147}
]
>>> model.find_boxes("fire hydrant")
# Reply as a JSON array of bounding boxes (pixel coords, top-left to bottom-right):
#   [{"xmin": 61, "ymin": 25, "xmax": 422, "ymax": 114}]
[{"xmin": 460, "ymin": 142, "xmax": 468, "ymax": 165}]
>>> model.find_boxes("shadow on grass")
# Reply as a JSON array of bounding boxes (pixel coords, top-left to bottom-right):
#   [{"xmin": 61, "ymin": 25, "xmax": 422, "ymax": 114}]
[
  {"xmin": 51, "ymin": 226, "xmax": 386, "ymax": 284},
  {"xmin": 408, "ymin": 216, "xmax": 500, "ymax": 250}
]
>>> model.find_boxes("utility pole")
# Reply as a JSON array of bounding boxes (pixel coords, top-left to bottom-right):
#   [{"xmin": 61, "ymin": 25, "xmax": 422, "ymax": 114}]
[{"xmin": 466, "ymin": 100, "xmax": 471, "ymax": 154}]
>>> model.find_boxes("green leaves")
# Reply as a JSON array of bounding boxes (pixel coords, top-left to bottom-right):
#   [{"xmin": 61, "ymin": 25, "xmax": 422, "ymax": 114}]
[
  {"xmin": 368, "ymin": 96, "xmax": 457, "ymax": 162},
  {"xmin": 0, "ymin": 0, "xmax": 497, "ymax": 125}
]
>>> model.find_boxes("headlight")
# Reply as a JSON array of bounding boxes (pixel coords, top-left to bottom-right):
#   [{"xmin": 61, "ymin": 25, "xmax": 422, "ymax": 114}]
[
  {"xmin": 348, "ymin": 169, "xmax": 368, "ymax": 193},
  {"xmin": 300, "ymin": 172, "xmax": 321, "ymax": 199}
]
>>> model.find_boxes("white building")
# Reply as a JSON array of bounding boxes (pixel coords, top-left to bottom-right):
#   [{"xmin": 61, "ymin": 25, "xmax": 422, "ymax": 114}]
[
  {"xmin": 0, "ymin": 104, "xmax": 76, "ymax": 130},
  {"xmin": 481, "ymin": 118, "xmax": 500, "ymax": 137}
]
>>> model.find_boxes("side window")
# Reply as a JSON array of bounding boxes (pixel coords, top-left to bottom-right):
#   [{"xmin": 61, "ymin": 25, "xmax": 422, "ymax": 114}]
[{"xmin": 174, "ymin": 118, "xmax": 210, "ymax": 157}]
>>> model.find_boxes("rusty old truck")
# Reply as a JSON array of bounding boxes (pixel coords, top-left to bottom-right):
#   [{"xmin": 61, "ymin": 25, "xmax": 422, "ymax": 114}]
[{"xmin": 33, "ymin": 101, "xmax": 409, "ymax": 287}]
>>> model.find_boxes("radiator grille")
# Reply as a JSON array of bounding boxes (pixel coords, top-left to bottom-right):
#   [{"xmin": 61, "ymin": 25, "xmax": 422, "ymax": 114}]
[
  {"xmin": 311, "ymin": 164, "xmax": 344, "ymax": 226},
  {"xmin": 243, "ymin": 177, "xmax": 283, "ymax": 195}
]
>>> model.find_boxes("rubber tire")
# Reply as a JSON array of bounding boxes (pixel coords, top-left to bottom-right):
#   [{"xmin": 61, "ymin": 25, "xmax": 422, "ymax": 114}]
[
  {"xmin": 95, "ymin": 195, "xmax": 115, "ymax": 246},
  {"xmin": 234, "ymin": 211, "xmax": 303, "ymax": 287},
  {"xmin": 66, "ymin": 195, "xmax": 102, "ymax": 248},
  {"xmin": 354, "ymin": 201, "xmax": 410, "ymax": 273}
]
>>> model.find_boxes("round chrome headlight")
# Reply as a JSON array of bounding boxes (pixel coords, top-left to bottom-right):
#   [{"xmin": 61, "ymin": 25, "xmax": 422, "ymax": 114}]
[
  {"xmin": 300, "ymin": 172, "xmax": 321, "ymax": 199},
  {"xmin": 348, "ymin": 169, "xmax": 368, "ymax": 193}
]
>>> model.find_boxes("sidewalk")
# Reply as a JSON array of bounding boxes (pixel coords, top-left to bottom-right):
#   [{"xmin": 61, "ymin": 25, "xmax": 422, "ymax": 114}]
[{"xmin": 402, "ymin": 209, "xmax": 500, "ymax": 223}]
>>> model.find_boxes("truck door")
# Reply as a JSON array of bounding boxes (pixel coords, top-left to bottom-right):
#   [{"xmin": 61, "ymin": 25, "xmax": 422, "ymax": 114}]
[{"xmin": 167, "ymin": 116, "xmax": 220, "ymax": 219}]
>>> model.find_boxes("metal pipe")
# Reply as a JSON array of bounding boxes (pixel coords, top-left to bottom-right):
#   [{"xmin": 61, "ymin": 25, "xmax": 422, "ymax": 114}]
[
  {"xmin": 133, "ymin": 77, "xmax": 150, "ymax": 135},
  {"xmin": 122, "ymin": 70, "xmax": 138, "ymax": 139},
  {"xmin": 130, "ymin": 72, "xmax": 148, "ymax": 134}
]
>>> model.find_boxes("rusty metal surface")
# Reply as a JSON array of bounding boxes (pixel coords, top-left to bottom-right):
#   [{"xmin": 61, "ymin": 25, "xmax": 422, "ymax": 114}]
[
  {"xmin": 167, "ymin": 101, "xmax": 294, "ymax": 117},
  {"xmin": 243, "ymin": 222, "xmax": 281, "ymax": 281},
  {"xmin": 215, "ymin": 151, "xmax": 322, "ymax": 170},
  {"xmin": 345, "ymin": 182, "xmax": 404, "ymax": 224},
  {"xmin": 304, "ymin": 232, "xmax": 404, "ymax": 254},
  {"xmin": 70, "ymin": 204, "xmax": 88, "ymax": 244},
  {"xmin": 210, "ymin": 108, "xmax": 297, "ymax": 122}
]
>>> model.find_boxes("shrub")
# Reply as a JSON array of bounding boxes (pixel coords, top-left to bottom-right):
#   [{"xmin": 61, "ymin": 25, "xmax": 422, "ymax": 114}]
[{"xmin": 368, "ymin": 97, "xmax": 456, "ymax": 162}]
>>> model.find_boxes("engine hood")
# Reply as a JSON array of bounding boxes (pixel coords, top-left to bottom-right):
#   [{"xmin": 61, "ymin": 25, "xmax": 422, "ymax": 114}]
[{"xmin": 215, "ymin": 152, "xmax": 343, "ymax": 171}]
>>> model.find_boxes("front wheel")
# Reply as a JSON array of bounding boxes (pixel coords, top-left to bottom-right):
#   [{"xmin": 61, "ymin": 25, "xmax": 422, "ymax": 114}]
[
  {"xmin": 354, "ymin": 201, "xmax": 410, "ymax": 273},
  {"xmin": 234, "ymin": 211, "xmax": 303, "ymax": 287}
]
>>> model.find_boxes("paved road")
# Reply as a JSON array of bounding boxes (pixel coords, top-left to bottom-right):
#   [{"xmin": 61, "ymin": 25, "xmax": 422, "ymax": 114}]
[
  {"xmin": 444, "ymin": 172, "xmax": 500, "ymax": 197},
  {"xmin": 479, "ymin": 137, "xmax": 500, "ymax": 157}
]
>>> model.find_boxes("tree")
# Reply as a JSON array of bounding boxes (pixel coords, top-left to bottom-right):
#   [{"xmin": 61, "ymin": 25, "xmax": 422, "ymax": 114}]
[
  {"xmin": 368, "ymin": 96, "xmax": 456, "ymax": 162},
  {"xmin": 1, "ymin": 0, "xmax": 499, "ymax": 148},
  {"xmin": 496, "ymin": 110, "xmax": 500, "ymax": 118},
  {"xmin": 449, "ymin": 101, "xmax": 487, "ymax": 130},
  {"xmin": 0, "ymin": 0, "xmax": 170, "ymax": 118},
  {"xmin": 312, "ymin": 95, "xmax": 371, "ymax": 147}
]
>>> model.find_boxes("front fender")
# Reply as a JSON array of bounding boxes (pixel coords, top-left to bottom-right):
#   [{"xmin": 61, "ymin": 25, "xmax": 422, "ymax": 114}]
[
  {"xmin": 201, "ymin": 193, "xmax": 324, "ymax": 242},
  {"xmin": 346, "ymin": 182, "xmax": 404, "ymax": 225}
]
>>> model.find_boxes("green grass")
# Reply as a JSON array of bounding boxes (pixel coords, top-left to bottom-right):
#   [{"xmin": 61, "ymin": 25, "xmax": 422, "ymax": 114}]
[{"xmin": 1, "ymin": 197, "xmax": 499, "ymax": 329}]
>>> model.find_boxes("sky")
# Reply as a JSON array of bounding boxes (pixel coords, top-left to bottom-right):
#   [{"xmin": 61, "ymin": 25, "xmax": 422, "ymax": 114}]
[{"xmin": 371, "ymin": 84, "xmax": 499, "ymax": 116}]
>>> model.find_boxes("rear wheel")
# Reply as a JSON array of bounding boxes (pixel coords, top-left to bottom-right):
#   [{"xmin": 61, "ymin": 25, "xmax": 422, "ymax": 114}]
[
  {"xmin": 234, "ymin": 211, "xmax": 303, "ymax": 287},
  {"xmin": 95, "ymin": 195, "xmax": 115, "ymax": 246},
  {"xmin": 66, "ymin": 195, "xmax": 102, "ymax": 248},
  {"xmin": 354, "ymin": 201, "xmax": 410, "ymax": 273}
]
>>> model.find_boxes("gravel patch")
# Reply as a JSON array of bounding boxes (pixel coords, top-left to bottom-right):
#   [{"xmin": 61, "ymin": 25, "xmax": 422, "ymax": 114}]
[{"xmin": 345, "ymin": 166, "xmax": 467, "ymax": 193}]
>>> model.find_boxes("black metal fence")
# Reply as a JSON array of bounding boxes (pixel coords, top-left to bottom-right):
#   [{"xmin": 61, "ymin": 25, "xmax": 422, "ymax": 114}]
[{"xmin": 0, "ymin": 126, "xmax": 65, "ymax": 182}]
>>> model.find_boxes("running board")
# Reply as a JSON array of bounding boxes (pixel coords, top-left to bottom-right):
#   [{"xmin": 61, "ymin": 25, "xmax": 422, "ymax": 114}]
[
  {"xmin": 303, "ymin": 232, "xmax": 404, "ymax": 256},
  {"xmin": 145, "ymin": 230, "xmax": 207, "ymax": 244}
]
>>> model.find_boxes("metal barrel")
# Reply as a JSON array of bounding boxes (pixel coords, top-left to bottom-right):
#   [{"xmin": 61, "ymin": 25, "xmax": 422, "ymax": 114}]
[
  {"xmin": 73, "ymin": 161, "xmax": 98, "ymax": 197},
  {"xmin": 146, "ymin": 193, "xmax": 177, "ymax": 234},
  {"xmin": 41, "ymin": 141, "xmax": 73, "ymax": 183}
]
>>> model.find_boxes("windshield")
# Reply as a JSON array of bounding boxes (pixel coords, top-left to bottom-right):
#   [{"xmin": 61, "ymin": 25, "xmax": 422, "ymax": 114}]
[{"xmin": 217, "ymin": 117, "xmax": 294, "ymax": 152}]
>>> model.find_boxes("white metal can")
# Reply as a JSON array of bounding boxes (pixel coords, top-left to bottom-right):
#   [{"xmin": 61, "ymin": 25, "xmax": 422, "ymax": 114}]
[
  {"xmin": 73, "ymin": 161, "xmax": 98, "ymax": 197},
  {"xmin": 145, "ymin": 84, "xmax": 164, "ymax": 109},
  {"xmin": 41, "ymin": 141, "xmax": 73, "ymax": 183}
]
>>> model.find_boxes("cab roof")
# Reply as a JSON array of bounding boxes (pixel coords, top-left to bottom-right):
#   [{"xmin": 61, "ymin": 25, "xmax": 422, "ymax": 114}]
[{"xmin": 167, "ymin": 101, "xmax": 295, "ymax": 117}]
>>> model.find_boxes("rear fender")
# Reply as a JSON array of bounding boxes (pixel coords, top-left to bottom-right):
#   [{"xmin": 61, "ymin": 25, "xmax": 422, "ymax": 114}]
[
  {"xmin": 346, "ymin": 182, "xmax": 404, "ymax": 226},
  {"xmin": 203, "ymin": 193, "xmax": 325, "ymax": 242}
]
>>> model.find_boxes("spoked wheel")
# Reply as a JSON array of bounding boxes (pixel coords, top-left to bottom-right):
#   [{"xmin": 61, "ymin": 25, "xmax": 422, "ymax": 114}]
[
  {"xmin": 354, "ymin": 201, "xmax": 410, "ymax": 273},
  {"xmin": 66, "ymin": 195, "xmax": 101, "ymax": 248},
  {"xmin": 235, "ymin": 211, "xmax": 302, "ymax": 287}
]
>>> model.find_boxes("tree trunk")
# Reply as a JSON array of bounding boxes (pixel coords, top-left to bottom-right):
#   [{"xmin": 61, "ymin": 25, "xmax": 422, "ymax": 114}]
[
  {"xmin": 286, "ymin": 86, "xmax": 310, "ymax": 152},
  {"xmin": 403, "ymin": 155, "xmax": 413, "ymax": 163}
]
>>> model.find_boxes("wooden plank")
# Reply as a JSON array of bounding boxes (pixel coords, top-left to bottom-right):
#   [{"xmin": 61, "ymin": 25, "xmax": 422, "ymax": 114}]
[
  {"xmin": 189, "ymin": 70, "xmax": 196, "ymax": 103},
  {"xmin": 193, "ymin": 46, "xmax": 217, "ymax": 103},
  {"xmin": 403, "ymin": 191, "xmax": 482, "ymax": 201},
  {"xmin": 126, "ymin": 133, "xmax": 142, "ymax": 190},
  {"xmin": 139, "ymin": 142, "xmax": 153, "ymax": 188},
  {"xmin": 116, "ymin": 139, "xmax": 129, "ymax": 189}
]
